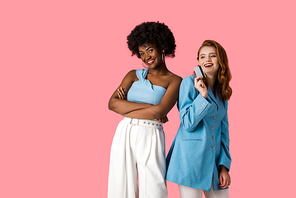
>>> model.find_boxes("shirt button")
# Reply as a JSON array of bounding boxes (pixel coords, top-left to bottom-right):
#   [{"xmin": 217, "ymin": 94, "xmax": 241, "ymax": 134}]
[
  {"xmin": 212, "ymin": 126, "xmax": 215, "ymax": 129},
  {"xmin": 212, "ymin": 146, "xmax": 215, "ymax": 150},
  {"xmin": 212, "ymin": 136, "xmax": 215, "ymax": 140},
  {"xmin": 213, "ymin": 116, "xmax": 216, "ymax": 119},
  {"xmin": 215, "ymin": 105, "xmax": 218, "ymax": 109}
]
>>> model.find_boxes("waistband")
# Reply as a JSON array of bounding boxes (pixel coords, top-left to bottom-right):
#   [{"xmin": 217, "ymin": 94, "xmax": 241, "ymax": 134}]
[{"xmin": 123, "ymin": 117, "xmax": 163, "ymax": 129}]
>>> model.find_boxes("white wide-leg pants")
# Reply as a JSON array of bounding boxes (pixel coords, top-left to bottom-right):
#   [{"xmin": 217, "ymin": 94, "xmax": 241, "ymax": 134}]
[
  {"xmin": 108, "ymin": 117, "xmax": 167, "ymax": 198},
  {"xmin": 179, "ymin": 184, "xmax": 229, "ymax": 198}
]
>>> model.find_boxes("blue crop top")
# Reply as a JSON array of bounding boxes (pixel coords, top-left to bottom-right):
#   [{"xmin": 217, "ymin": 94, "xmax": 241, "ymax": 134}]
[{"xmin": 127, "ymin": 69, "xmax": 166, "ymax": 105}]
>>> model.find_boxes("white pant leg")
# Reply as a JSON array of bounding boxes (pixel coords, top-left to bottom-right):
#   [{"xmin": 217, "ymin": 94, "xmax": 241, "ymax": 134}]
[
  {"xmin": 136, "ymin": 121, "xmax": 167, "ymax": 198},
  {"xmin": 108, "ymin": 119, "xmax": 139, "ymax": 198},
  {"xmin": 179, "ymin": 185, "xmax": 202, "ymax": 198},
  {"xmin": 203, "ymin": 185, "xmax": 229, "ymax": 198},
  {"xmin": 178, "ymin": 184, "xmax": 229, "ymax": 198}
]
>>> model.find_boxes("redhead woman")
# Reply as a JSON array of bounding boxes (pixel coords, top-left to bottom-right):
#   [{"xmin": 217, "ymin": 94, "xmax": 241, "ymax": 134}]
[
  {"xmin": 166, "ymin": 40, "xmax": 232, "ymax": 198},
  {"xmin": 108, "ymin": 21, "xmax": 182, "ymax": 198}
]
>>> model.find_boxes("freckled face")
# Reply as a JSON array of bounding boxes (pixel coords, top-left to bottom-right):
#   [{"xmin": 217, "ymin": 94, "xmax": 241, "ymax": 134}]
[
  {"xmin": 198, "ymin": 46, "xmax": 219, "ymax": 77},
  {"xmin": 138, "ymin": 44, "xmax": 164, "ymax": 68}
]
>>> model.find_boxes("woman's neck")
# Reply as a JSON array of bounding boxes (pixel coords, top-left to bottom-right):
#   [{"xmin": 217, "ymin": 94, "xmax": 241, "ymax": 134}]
[
  {"xmin": 148, "ymin": 63, "xmax": 168, "ymax": 76},
  {"xmin": 206, "ymin": 75, "xmax": 217, "ymax": 94}
]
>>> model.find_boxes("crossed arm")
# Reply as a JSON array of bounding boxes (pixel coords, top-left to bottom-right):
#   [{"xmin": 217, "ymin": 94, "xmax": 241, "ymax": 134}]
[{"xmin": 108, "ymin": 70, "xmax": 182, "ymax": 120}]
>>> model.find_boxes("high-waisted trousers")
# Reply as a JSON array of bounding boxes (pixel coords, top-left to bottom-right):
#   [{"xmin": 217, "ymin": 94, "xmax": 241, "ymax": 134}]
[{"xmin": 108, "ymin": 117, "xmax": 167, "ymax": 198}]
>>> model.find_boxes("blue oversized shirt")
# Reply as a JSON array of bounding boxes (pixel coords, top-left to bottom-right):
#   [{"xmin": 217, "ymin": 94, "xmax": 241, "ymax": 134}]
[{"xmin": 166, "ymin": 75, "xmax": 231, "ymax": 192}]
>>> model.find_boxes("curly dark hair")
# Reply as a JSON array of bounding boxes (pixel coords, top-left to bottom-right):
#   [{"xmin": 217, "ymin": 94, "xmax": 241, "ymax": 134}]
[{"xmin": 127, "ymin": 21, "xmax": 176, "ymax": 58}]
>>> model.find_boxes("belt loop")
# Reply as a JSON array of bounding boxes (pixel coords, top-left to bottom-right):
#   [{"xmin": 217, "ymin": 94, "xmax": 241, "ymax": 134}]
[
  {"xmin": 129, "ymin": 118, "xmax": 133, "ymax": 124},
  {"xmin": 136, "ymin": 119, "xmax": 139, "ymax": 126}
]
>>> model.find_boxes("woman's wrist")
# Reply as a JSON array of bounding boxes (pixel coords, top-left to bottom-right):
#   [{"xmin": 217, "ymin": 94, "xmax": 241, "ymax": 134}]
[{"xmin": 220, "ymin": 165, "xmax": 228, "ymax": 172}]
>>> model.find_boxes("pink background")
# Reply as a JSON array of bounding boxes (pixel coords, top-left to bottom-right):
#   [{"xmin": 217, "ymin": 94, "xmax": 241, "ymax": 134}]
[{"xmin": 1, "ymin": 0, "xmax": 295, "ymax": 197}]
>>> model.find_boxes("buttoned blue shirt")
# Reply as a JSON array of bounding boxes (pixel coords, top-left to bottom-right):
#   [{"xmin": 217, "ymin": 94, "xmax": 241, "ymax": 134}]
[{"xmin": 166, "ymin": 75, "xmax": 231, "ymax": 192}]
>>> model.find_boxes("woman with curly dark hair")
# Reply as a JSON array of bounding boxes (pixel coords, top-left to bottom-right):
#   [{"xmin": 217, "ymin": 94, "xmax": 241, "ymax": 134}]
[
  {"xmin": 108, "ymin": 21, "xmax": 182, "ymax": 198},
  {"xmin": 166, "ymin": 40, "xmax": 232, "ymax": 198}
]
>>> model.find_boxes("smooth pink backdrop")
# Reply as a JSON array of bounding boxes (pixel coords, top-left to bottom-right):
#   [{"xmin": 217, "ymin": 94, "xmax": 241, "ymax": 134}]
[{"xmin": 1, "ymin": 0, "xmax": 295, "ymax": 197}]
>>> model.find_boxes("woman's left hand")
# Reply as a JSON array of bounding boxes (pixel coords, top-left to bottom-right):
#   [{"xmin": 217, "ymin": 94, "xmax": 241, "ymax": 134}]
[
  {"xmin": 117, "ymin": 87, "xmax": 127, "ymax": 100},
  {"xmin": 219, "ymin": 165, "xmax": 231, "ymax": 189},
  {"xmin": 157, "ymin": 115, "xmax": 168, "ymax": 123}
]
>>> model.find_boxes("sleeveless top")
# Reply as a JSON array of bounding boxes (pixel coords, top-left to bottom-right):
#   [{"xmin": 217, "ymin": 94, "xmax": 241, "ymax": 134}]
[{"xmin": 127, "ymin": 69, "xmax": 166, "ymax": 105}]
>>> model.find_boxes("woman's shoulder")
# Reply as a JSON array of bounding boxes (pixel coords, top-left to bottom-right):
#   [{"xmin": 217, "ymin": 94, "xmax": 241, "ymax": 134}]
[
  {"xmin": 184, "ymin": 74, "xmax": 196, "ymax": 80},
  {"xmin": 167, "ymin": 71, "xmax": 182, "ymax": 83},
  {"xmin": 181, "ymin": 75, "xmax": 195, "ymax": 85},
  {"xmin": 124, "ymin": 69, "xmax": 138, "ymax": 81},
  {"xmin": 126, "ymin": 69, "xmax": 136, "ymax": 75}
]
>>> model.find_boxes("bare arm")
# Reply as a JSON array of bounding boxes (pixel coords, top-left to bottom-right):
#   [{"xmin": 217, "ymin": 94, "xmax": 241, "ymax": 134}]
[
  {"xmin": 108, "ymin": 70, "xmax": 152, "ymax": 115},
  {"xmin": 117, "ymin": 87, "xmax": 169, "ymax": 123},
  {"xmin": 123, "ymin": 75, "xmax": 182, "ymax": 119}
]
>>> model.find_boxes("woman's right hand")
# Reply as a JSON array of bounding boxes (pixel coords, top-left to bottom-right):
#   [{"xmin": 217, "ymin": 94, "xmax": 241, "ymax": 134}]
[
  {"xmin": 117, "ymin": 87, "xmax": 127, "ymax": 100},
  {"xmin": 194, "ymin": 77, "xmax": 208, "ymax": 98}
]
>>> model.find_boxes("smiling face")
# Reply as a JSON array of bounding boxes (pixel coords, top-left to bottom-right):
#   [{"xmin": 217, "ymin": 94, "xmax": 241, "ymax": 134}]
[
  {"xmin": 198, "ymin": 46, "xmax": 219, "ymax": 78},
  {"xmin": 138, "ymin": 44, "xmax": 164, "ymax": 69}
]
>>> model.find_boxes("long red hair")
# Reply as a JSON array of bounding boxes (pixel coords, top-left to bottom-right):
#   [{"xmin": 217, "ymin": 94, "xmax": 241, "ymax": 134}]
[{"xmin": 197, "ymin": 40, "xmax": 232, "ymax": 101}]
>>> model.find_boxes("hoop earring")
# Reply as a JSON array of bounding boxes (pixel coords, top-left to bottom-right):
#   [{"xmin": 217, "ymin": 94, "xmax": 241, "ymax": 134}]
[{"xmin": 142, "ymin": 61, "xmax": 148, "ymax": 68}]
